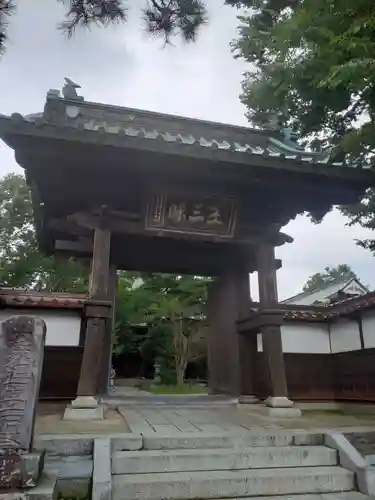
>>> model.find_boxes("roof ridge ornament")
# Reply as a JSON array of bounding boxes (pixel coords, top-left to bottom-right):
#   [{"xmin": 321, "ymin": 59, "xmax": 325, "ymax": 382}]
[{"xmin": 62, "ymin": 78, "xmax": 84, "ymax": 101}]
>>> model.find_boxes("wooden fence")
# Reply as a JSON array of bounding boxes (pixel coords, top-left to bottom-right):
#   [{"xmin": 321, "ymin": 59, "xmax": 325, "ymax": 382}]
[{"xmin": 39, "ymin": 346, "xmax": 375, "ymax": 401}]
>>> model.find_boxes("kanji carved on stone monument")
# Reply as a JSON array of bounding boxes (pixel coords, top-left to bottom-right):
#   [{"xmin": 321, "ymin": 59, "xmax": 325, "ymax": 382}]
[{"xmin": 0, "ymin": 316, "xmax": 46, "ymax": 490}]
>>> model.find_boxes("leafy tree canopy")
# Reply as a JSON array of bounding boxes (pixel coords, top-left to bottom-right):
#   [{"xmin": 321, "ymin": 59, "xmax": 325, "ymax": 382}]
[
  {"xmin": 302, "ymin": 264, "xmax": 357, "ymax": 293},
  {"xmin": 232, "ymin": 0, "xmax": 375, "ymax": 247}
]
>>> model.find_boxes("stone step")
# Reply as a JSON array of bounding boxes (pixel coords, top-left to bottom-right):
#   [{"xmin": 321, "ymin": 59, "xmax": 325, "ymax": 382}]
[
  {"xmin": 44, "ymin": 455, "xmax": 93, "ymax": 498},
  {"xmin": 27, "ymin": 471, "xmax": 58, "ymax": 500},
  {"xmin": 112, "ymin": 445, "xmax": 337, "ymax": 474},
  {"xmin": 140, "ymin": 431, "xmax": 323, "ymax": 450},
  {"xmin": 210, "ymin": 494, "xmax": 369, "ymax": 500},
  {"xmin": 111, "ymin": 466, "xmax": 354, "ymax": 500}
]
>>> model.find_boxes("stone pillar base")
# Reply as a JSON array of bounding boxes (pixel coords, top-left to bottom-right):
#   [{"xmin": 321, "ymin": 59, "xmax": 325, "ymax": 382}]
[
  {"xmin": 238, "ymin": 394, "xmax": 260, "ymax": 404},
  {"xmin": 266, "ymin": 406, "xmax": 302, "ymax": 417},
  {"xmin": 264, "ymin": 396, "xmax": 302, "ymax": 417},
  {"xmin": 63, "ymin": 404, "xmax": 104, "ymax": 421},
  {"xmin": 71, "ymin": 395, "xmax": 99, "ymax": 408},
  {"xmin": 63, "ymin": 395, "xmax": 104, "ymax": 421},
  {"xmin": 264, "ymin": 396, "xmax": 294, "ymax": 407}
]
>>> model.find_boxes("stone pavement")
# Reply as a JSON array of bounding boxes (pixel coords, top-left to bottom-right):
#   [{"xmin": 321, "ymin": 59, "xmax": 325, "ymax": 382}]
[
  {"xmin": 36, "ymin": 395, "xmax": 375, "ymax": 437},
  {"xmin": 117, "ymin": 406, "xmax": 250, "ymax": 434},
  {"xmin": 115, "ymin": 403, "xmax": 375, "ymax": 436}
]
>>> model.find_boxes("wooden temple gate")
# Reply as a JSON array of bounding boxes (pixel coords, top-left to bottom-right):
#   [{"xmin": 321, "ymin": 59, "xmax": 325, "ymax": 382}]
[{"xmin": 0, "ymin": 82, "xmax": 374, "ymax": 410}]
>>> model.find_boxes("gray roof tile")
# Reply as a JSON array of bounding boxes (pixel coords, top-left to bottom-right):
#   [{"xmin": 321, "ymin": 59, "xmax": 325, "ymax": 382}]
[{"xmin": 0, "ymin": 92, "xmax": 358, "ymax": 169}]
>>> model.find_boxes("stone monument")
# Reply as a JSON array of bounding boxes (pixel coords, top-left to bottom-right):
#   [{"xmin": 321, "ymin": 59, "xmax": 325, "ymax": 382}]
[{"xmin": 0, "ymin": 316, "xmax": 46, "ymax": 491}]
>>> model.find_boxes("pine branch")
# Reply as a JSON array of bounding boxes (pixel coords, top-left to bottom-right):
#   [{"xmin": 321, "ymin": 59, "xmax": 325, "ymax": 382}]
[
  {"xmin": 0, "ymin": 0, "xmax": 207, "ymax": 54},
  {"xmin": 57, "ymin": 0, "xmax": 127, "ymax": 38},
  {"xmin": 143, "ymin": 0, "xmax": 207, "ymax": 44},
  {"xmin": 0, "ymin": 0, "xmax": 15, "ymax": 56}
]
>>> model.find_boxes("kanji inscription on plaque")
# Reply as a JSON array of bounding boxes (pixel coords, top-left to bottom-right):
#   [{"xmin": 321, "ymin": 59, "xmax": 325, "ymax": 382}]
[{"xmin": 145, "ymin": 193, "xmax": 237, "ymax": 238}]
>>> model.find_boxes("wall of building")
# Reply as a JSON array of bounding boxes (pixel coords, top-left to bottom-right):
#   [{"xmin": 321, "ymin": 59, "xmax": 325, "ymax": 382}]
[
  {"xmin": 256, "ymin": 317, "xmax": 373, "ymax": 354},
  {"xmin": 361, "ymin": 310, "xmax": 375, "ymax": 348},
  {"xmin": 257, "ymin": 323, "xmax": 330, "ymax": 353},
  {"xmin": 254, "ymin": 311, "xmax": 375, "ymax": 401},
  {"xmin": 0, "ymin": 309, "xmax": 81, "ymax": 346},
  {"xmin": 330, "ymin": 318, "xmax": 361, "ymax": 353},
  {"xmin": 281, "ymin": 323, "xmax": 331, "ymax": 353}
]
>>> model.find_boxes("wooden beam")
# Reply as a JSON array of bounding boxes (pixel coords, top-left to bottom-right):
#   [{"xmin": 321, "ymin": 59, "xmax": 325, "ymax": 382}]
[
  {"xmin": 55, "ymin": 239, "xmax": 92, "ymax": 253},
  {"xmin": 65, "ymin": 210, "xmax": 293, "ymax": 247},
  {"xmin": 48, "ymin": 218, "xmax": 92, "ymax": 237}
]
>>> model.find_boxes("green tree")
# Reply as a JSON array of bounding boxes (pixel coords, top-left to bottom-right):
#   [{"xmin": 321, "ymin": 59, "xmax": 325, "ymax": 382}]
[
  {"xmin": 113, "ymin": 272, "xmax": 209, "ymax": 385},
  {"xmin": 144, "ymin": 274, "xmax": 208, "ymax": 385},
  {"xmin": 113, "ymin": 271, "xmax": 149, "ymax": 356},
  {"xmin": 230, "ymin": 0, "xmax": 375, "ymax": 246},
  {"xmin": 0, "ymin": 0, "xmax": 207, "ymax": 55},
  {"xmin": 0, "ymin": 172, "xmax": 88, "ymax": 291},
  {"xmin": 302, "ymin": 264, "xmax": 357, "ymax": 293}
]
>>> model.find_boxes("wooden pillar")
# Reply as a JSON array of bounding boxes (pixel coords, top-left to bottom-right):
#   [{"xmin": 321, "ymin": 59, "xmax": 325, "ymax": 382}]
[
  {"xmin": 207, "ymin": 269, "xmax": 245, "ymax": 396},
  {"xmin": 257, "ymin": 244, "xmax": 291, "ymax": 406},
  {"xmin": 97, "ymin": 264, "xmax": 117, "ymax": 394},
  {"xmin": 89, "ymin": 227, "xmax": 111, "ymax": 299},
  {"xmin": 235, "ymin": 270, "xmax": 258, "ymax": 401},
  {"xmin": 75, "ymin": 226, "xmax": 111, "ymax": 402},
  {"xmin": 76, "ymin": 301, "xmax": 111, "ymax": 398}
]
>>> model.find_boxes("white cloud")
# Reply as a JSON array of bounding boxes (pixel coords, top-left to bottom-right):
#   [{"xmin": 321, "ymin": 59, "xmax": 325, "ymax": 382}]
[{"xmin": 1, "ymin": 0, "xmax": 374, "ymax": 298}]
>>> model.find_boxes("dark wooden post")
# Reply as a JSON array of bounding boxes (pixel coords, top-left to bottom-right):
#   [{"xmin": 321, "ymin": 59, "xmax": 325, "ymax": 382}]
[
  {"xmin": 73, "ymin": 225, "xmax": 112, "ymax": 409},
  {"xmin": 235, "ymin": 269, "xmax": 258, "ymax": 403},
  {"xmin": 207, "ymin": 268, "xmax": 254, "ymax": 396},
  {"xmin": 257, "ymin": 244, "xmax": 293, "ymax": 408},
  {"xmin": 97, "ymin": 264, "xmax": 117, "ymax": 394},
  {"xmin": 89, "ymin": 226, "xmax": 111, "ymax": 299},
  {"xmin": 207, "ymin": 271, "xmax": 241, "ymax": 395}
]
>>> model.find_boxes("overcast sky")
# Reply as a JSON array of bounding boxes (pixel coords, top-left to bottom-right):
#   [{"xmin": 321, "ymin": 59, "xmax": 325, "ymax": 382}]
[{"xmin": 1, "ymin": 0, "xmax": 374, "ymax": 300}]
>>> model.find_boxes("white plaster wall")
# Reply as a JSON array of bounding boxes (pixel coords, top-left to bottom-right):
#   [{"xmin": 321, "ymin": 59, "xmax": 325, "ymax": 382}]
[
  {"xmin": 0, "ymin": 309, "xmax": 81, "ymax": 346},
  {"xmin": 330, "ymin": 318, "xmax": 361, "ymax": 353},
  {"xmin": 361, "ymin": 310, "xmax": 375, "ymax": 348},
  {"xmin": 257, "ymin": 323, "xmax": 330, "ymax": 353},
  {"xmin": 281, "ymin": 323, "xmax": 330, "ymax": 353}
]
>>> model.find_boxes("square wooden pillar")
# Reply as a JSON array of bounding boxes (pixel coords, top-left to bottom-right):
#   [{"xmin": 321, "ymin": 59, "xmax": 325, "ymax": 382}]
[
  {"xmin": 207, "ymin": 267, "xmax": 257, "ymax": 398},
  {"xmin": 89, "ymin": 226, "xmax": 112, "ymax": 300},
  {"xmin": 207, "ymin": 270, "xmax": 241, "ymax": 395},
  {"xmin": 70, "ymin": 226, "xmax": 112, "ymax": 415},
  {"xmin": 257, "ymin": 244, "xmax": 297, "ymax": 410},
  {"xmin": 97, "ymin": 264, "xmax": 117, "ymax": 394},
  {"xmin": 235, "ymin": 269, "xmax": 258, "ymax": 403}
]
